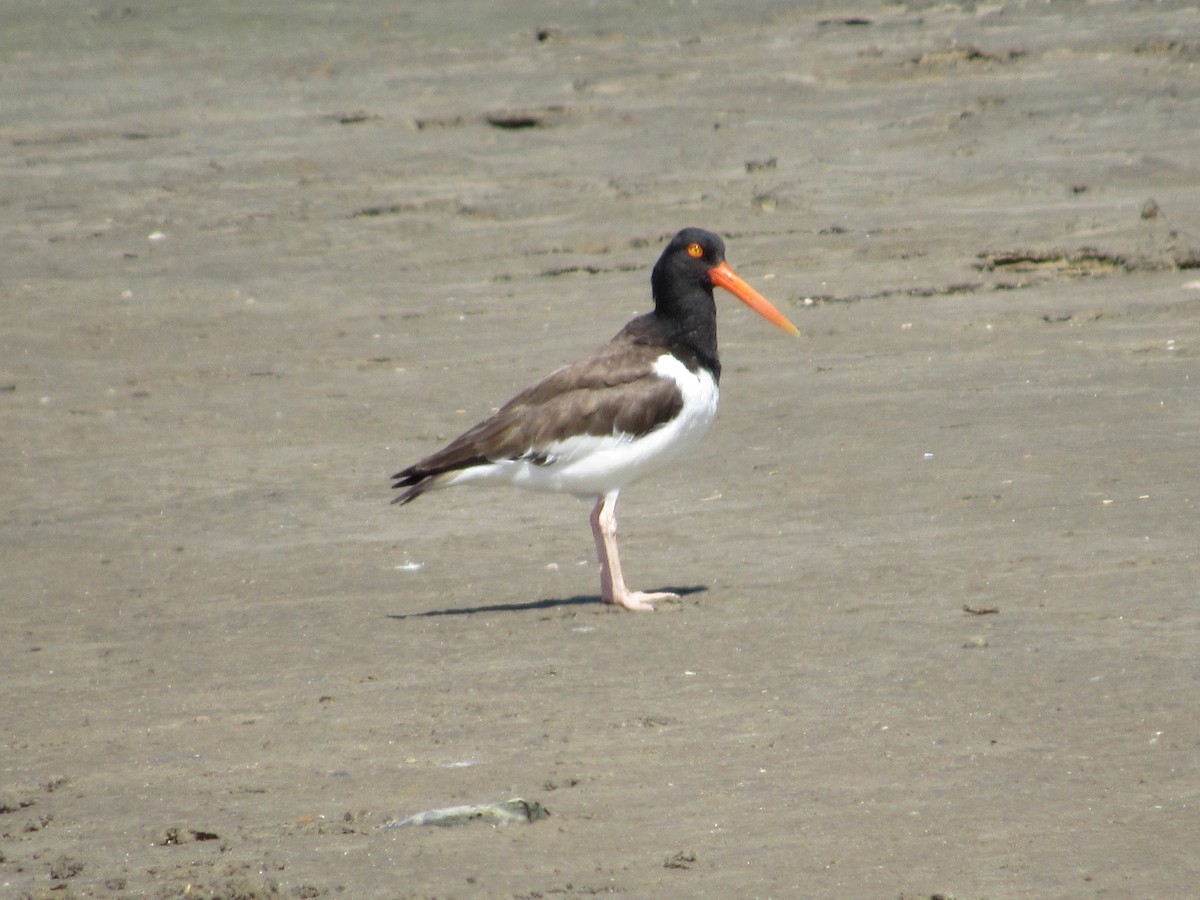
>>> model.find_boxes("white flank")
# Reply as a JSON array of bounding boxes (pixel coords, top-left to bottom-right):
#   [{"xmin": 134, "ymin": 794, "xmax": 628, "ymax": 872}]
[{"xmin": 445, "ymin": 354, "xmax": 719, "ymax": 497}]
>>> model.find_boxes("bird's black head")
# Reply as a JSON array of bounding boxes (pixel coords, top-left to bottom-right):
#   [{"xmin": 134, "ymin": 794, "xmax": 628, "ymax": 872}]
[
  {"xmin": 657, "ymin": 229, "xmax": 720, "ymax": 296},
  {"xmin": 651, "ymin": 228, "xmax": 727, "ymax": 308},
  {"xmin": 645, "ymin": 227, "xmax": 798, "ymax": 372}
]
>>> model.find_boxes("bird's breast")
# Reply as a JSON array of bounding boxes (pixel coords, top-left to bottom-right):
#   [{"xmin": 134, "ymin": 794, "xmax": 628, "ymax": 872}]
[{"xmin": 649, "ymin": 354, "xmax": 719, "ymax": 447}]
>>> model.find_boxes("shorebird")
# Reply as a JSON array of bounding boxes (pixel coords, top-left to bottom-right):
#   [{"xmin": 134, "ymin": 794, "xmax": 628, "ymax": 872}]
[{"xmin": 392, "ymin": 228, "xmax": 799, "ymax": 610}]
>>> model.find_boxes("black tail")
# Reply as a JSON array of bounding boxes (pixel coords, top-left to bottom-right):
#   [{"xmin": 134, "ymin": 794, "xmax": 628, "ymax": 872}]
[{"xmin": 390, "ymin": 467, "xmax": 429, "ymax": 505}]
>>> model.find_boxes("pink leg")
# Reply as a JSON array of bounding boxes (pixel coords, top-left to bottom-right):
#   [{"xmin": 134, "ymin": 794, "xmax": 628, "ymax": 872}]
[{"xmin": 589, "ymin": 491, "xmax": 679, "ymax": 612}]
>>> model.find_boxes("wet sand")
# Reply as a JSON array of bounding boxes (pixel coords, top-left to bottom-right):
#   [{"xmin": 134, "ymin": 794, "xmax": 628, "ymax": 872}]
[{"xmin": 3, "ymin": 1, "xmax": 1200, "ymax": 897}]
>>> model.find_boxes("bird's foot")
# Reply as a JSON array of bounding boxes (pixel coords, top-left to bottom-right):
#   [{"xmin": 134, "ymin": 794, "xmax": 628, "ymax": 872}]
[{"xmin": 602, "ymin": 590, "xmax": 679, "ymax": 612}]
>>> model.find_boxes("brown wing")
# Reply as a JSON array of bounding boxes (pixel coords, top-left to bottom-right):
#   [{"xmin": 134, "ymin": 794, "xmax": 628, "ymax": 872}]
[{"xmin": 392, "ymin": 337, "xmax": 682, "ymax": 503}]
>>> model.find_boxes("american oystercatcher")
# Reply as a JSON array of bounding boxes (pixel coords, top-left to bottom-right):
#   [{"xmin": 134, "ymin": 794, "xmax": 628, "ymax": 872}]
[{"xmin": 392, "ymin": 228, "xmax": 799, "ymax": 610}]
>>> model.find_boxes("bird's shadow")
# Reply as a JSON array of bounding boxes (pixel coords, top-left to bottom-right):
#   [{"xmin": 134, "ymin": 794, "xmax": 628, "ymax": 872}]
[{"xmin": 387, "ymin": 585, "xmax": 707, "ymax": 620}]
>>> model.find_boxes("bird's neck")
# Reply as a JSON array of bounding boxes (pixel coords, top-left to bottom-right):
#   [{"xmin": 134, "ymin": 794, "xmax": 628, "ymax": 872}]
[{"xmin": 650, "ymin": 287, "xmax": 721, "ymax": 382}]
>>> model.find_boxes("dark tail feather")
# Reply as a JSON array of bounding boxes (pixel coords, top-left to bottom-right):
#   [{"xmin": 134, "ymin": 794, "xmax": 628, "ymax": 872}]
[
  {"xmin": 391, "ymin": 446, "xmax": 493, "ymax": 504},
  {"xmin": 390, "ymin": 467, "xmax": 430, "ymax": 505}
]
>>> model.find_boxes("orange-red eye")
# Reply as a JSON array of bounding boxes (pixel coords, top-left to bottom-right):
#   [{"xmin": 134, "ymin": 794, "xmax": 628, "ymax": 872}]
[{"xmin": 686, "ymin": 243, "xmax": 704, "ymax": 258}]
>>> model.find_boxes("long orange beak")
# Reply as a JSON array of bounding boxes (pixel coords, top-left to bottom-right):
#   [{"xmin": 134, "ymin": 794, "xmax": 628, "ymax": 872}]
[{"xmin": 708, "ymin": 261, "xmax": 800, "ymax": 336}]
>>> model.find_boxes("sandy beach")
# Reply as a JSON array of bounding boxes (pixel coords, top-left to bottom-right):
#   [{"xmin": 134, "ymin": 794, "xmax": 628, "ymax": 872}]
[{"xmin": 3, "ymin": 1, "xmax": 1199, "ymax": 896}]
